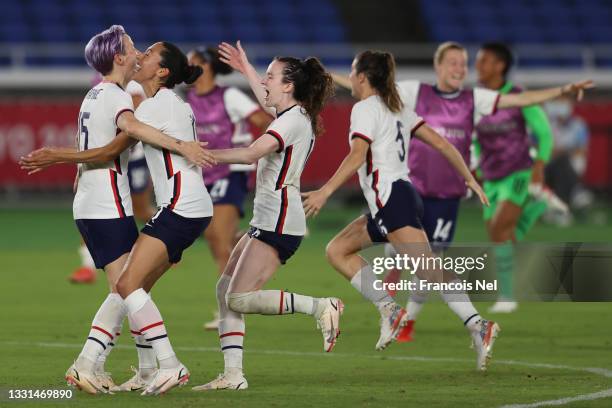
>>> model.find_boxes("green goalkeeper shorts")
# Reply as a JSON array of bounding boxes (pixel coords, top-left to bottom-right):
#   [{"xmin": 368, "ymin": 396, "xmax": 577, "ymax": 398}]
[{"xmin": 482, "ymin": 169, "xmax": 532, "ymax": 221}]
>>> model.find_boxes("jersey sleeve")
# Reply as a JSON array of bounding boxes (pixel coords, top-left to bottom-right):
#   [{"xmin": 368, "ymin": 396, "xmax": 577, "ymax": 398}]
[
  {"xmin": 396, "ymin": 80, "xmax": 420, "ymax": 111},
  {"xmin": 224, "ymin": 87, "xmax": 260, "ymax": 123},
  {"xmin": 521, "ymin": 104, "xmax": 553, "ymax": 162},
  {"xmin": 107, "ymin": 88, "xmax": 135, "ymax": 126},
  {"xmin": 349, "ymin": 100, "xmax": 377, "ymax": 145},
  {"xmin": 473, "ymin": 87, "xmax": 501, "ymax": 116},
  {"xmin": 405, "ymin": 109, "xmax": 425, "ymax": 136},
  {"xmin": 265, "ymin": 113, "xmax": 299, "ymax": 153}
]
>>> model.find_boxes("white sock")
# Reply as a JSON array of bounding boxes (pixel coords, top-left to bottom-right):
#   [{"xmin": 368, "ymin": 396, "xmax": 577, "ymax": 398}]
[
  {"xmin": 79, "ymin": 243, "xmax": 95, "ymax": 269},
  {"xmin": 128, "ymin": 314, "xmax": 157, "ymax": 376},
  {"xmin": 406, "ymin": 275, "xmax": 428, "ymax": 321},
  {"xmin": 95, "ymin": 325, "xmax": 122, "ymax": 374},
  {"xmin": 217, "ymin": 275, "xmax": 244, "ymax": 373},
  {"xmin": 76, "ymin": 293, "xmax": 124, "ymax": 372},
  {"xmin": 350, "ymin": 266, "xmax": 394, "ymax": 311},
  {"xmin": 124, "ymin": 288, "xmax": 179, "ymax": 370},
  {"xmin": 438, "ymin": 280, "xmax": 481, "ymax": 330},
  {"xmin": 226, "ymin": 290, "xmax": 320, "ymax": 316}
]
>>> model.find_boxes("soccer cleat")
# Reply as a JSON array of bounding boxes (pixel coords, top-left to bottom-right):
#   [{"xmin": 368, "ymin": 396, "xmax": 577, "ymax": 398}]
[
  {"xmin": 65, "ymin": 363, "xmax": 107, "ymax": 395},
  {"xmin": 110, "ymin": 366, "xmax": 156, "ymax": 392},
  {"xmin": 141, "ymin": 363, "xmax": 189, "ymax": 396},
  {"xmin": 488, "ymin": 300, "xmax": 518, "ymax": 314},
  {"xmin": 95, "ymin": 371, "xmax": 117, "ymax": 394},
  {"xmin": 396, "ymin": 319, "xmax": 415, "ymax": 343},
  {"xmin": 316, "ymin": 298, "xmax": 344, "ymax": 352},
  {"xmin": 375, "ymin": 303, "xmax": 408, "ymax": 351},
  {"xmin": 471, "ymin": 320, "xmax": 501, "ymax": 371},
  {"xmin": 69, "ymin": 266, "xmax": 97, "ymax": 284},
  {"xmin": 192, "ymin": 372, "xmax": 248, "ymax": 391},
  {"xmin": 203, "ymin": 311, "xmax": 220, "ymax": 331}
]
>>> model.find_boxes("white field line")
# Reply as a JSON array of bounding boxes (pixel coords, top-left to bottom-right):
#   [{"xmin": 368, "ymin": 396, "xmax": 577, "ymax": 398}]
[{"xmin": 3, "ymin": 340, "xmax": 612, "ymax": 407}]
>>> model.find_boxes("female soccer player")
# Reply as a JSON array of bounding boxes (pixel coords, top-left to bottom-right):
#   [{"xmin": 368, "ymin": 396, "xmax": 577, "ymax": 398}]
[
  {"xmin": 20, "ymin": 27, "xmax": 212, "ymax": 395},
  {"xmin": 303, "ymin": 50, "xmax": 499, "ymax": 370},
  {"xmin": 333, "ymin": 42, "xmax": 592, "ymax": 339},
  {"xmin": 187, "ymin": 46, "xmax": 273, "ymax": 330},
  {"xmin": 191, "ymin": 41, "xmax": 340, "ymax": 391}
]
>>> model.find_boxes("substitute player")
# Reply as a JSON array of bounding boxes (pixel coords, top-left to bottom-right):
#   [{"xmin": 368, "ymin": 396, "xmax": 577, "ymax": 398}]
[
  {"xmin": 191, "ymin": 41, "xmax": 340, "ymax": 391},
  {"xmin": 303, "ymin": 51, "xmax": 499, "ymax": 370},
  {"xmin": 187, "ymin": 46, "xmax": 272, "ymax": 330},
  {"xmin": 473, "ymin": 42, "xmax": 552, "ymax": 313}
]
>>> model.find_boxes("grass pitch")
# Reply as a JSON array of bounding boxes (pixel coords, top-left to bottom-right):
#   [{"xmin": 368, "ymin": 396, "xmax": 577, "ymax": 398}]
[{"xmin": 1, "ymin": 204, "xmax": 611, "ymax": 407}]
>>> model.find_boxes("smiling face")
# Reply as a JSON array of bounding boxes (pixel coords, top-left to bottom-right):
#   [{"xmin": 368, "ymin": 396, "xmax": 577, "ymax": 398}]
[
  {"xmin": 132, "ymin": 42, "xmax": 164, "ymax": 84},
  {"xmin": 119, "ymin": 34, "xmax": 140, "ymax": 81},
  {"xmin": 261, "ymin": 59, "xmax": 293, "ymax": 109},
  {"xmin": 475, "ymin": 49, "xmax": 503, "ymax": 85},
  {"xmin": 435, "ymin": 48, "xmax": 468, "ymax": 92}
]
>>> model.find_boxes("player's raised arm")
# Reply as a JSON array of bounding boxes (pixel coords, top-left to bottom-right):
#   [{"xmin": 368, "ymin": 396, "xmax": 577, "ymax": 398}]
[
  {"xmin": 497, "ymin": 80, "xmax": 594, "ymax": 109},
  {"xmin": 330, "ymin": 72, "xmax": 352, "ymax": 90},
  {"xmin": 116, "ymin": 110, "xmax": 215, "ymax": 168},
  {"xmin": 19, "ymin": 132, "xmax": 137, "ymax": 174},
  {"xmin": 414, "ymin": 124, "xmax": 489, "ymax": 206},
  {"xmin": 218, "ymin": 41, "xmax": 276, "ymax": 117},
  {"xmin": 302, "ymin": 137, "xmax": 369, "ymax": 218}
]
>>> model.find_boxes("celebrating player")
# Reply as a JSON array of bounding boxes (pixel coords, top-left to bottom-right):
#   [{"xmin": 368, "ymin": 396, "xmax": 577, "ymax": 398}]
[
  {"xmin": 191, "ymin": 41, "xmax": 340, "ymax": 391},
  {"xmin": 20, "ymin": 27, "xmax": 212, "ymax": 395},
  {"xmin": 303, "ymin": 50, "xmax": 499, "ymax": 370},
  {"xmin": 473, "ymin": 42, "xmax": 554, "ymax": 313},
  {"xmin": 187, "ymin": 46, "xmax": 273, "ymax": 330}
]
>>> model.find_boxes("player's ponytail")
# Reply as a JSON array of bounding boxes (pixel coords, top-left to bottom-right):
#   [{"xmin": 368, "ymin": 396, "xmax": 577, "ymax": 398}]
[
  {"xmin": 355, "ymin": 50, "xmax": 403, "ymax": 113},
  {"xmin": 276, "ymin": 56, "xmax": 335, "ymax": 136},
  {"xmin": 159, "ymin": 42, "xmax": 203, "ymax": 88}
]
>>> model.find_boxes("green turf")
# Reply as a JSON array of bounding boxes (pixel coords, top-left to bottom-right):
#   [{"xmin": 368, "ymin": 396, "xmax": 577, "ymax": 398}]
[{"xmin": 1, "ymin": 205, "xmax": 611, "ymax": 407}]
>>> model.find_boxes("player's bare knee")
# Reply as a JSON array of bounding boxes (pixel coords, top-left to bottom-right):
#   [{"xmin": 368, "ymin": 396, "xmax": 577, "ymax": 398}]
[{"xmin": 325, "ymin": 239, "xmax": 344, "ymax": 267}]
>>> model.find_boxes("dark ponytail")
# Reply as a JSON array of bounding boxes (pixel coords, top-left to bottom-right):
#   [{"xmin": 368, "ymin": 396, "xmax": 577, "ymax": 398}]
[
  {"xmin": 159, "ymin": 42, "xmax": 203, "ymax": 88},
  {"xmin": 190, "ymin": 46, "xmax": 233, "ymax": 76},
  {"xmin": 275, "ymin": 56, "xmax": 335, "ymax": 136},
  {"xmin": 355, "ymin": 50, "xmax": 403, "ymax": 113}
]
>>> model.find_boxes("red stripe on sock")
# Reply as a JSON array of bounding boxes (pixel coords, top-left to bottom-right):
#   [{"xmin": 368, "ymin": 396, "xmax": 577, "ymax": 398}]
[
  {"xmin": 91, "ymin": 325, "xmax": 113, "ymax": 339},
  {"xmin": 130, "ymin": 330, "xmax": 142, "ymax": 335},
  {"xmin": 219, "ymin": 331, "xmax": 245, "ymax": 339},
  {"xmin": 279, "ymin": 291, "xmax": 284, "ymax": 315},
  {"xmin": 140, "ymin": 321, "xmax": 164, "ymax": 332}
]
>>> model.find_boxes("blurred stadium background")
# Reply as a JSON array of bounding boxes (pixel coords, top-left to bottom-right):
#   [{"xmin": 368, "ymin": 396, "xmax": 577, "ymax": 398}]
[{"xmin": 1, "ymin": 0, "xmax": 612, "ymax": 209}]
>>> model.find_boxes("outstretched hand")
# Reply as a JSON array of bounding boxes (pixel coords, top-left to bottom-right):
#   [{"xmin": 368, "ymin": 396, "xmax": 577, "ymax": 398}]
[
  {"xmin": 218, "ymin": 41, "xmax": 250, "ymax": 75},
  {"xmin": 301, "ymin": 189, "xmax": 330, "ymax": 218},
  {"xmin": 466, "ymin": 179, "xmax": 489, "ymax": 207},
  {"xmin": 561, "ymin": 80, "xmax": 595, "ymax": 101},
  {"xmin": 181, "ymin": 141, "xmax": 216, "ymax": 168},
  {"xmin": 19, "ymin": 147, "xmax": 60, "ymax": 175}
]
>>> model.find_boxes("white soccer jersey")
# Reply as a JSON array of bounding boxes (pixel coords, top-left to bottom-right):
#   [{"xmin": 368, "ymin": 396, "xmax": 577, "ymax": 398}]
[
  {"xmin": 73, "ymin": 82, "xmax": 134, "ymax": 219},
  {"xmin": 396, "ymin": 80, "xmax": 500, "ymax": 121},
  {"xmin": 224, "ymin": 87, "xmax": 260, "ymax": 172},
  {"xmin": 250, "ymin": 105, "xmax": 314, "ymax": 236},
  {"xmin": 135, "ymin": 88, "xmax": 213, "ymax": 218},
  {"xmin": 350, "ymin": 95, "xmax": 424, "ymax": 217}
]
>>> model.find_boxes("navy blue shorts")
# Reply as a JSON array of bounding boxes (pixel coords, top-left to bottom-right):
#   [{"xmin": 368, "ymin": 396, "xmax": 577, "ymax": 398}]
[
  {"xmin": 247, "ymin": 226, "xmax": 302, "ymax": 265},
  {"xmin": 142, "ymin": 207, "xmax": 211, "ymax": 263},
  {"xmin": 421, "ymin": 197, "xmax": 461, "ymax": 248},
  {"xmin": 127, "ymin": 158, "xmax": 151, "ymax": 194},
  {"xmin": 76, "ymin": 216, "xmax": 139, "ymax": 269},
  {"xmin": 206, "ymin": 172, "xmax": 249, "ymax": 218},
  {"xmin": 366, "ymin": 180, "xmax": 424, "ymax": 243}
]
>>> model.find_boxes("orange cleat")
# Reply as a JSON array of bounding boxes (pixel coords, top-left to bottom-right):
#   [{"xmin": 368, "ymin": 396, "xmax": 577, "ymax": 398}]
[
  {"xmin": 69, "ymin": 267, "xmax": 97, "ymax": 284},
  {"xmin": 396, "ymin": 319, "xmax": 415, "ymax": 342}
]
